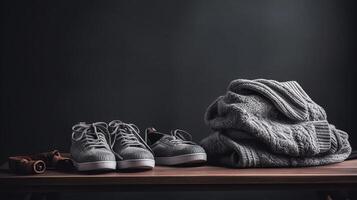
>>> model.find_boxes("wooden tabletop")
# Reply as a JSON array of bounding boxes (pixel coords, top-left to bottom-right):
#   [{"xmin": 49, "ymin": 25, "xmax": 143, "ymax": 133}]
[{"xmin": 1, "ymin": 160, "xmax": 357, "ymax": 192}]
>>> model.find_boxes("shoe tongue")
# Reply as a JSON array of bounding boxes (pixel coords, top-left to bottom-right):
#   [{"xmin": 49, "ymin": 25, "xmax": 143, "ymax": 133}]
[
  {"xmin": 86, "ymin": 128, "xmax": 104, "ymax": 138},
  {"xmin": 147, "ymin": 127, "xmax": 157, "ymax": 134},
  {"xmin": 86, "ymin": 132, "xmax": 99, "ymax": 140},
  {"xmin": 148, "ymin": 130, "xmax": 170, "ymax": 144}
]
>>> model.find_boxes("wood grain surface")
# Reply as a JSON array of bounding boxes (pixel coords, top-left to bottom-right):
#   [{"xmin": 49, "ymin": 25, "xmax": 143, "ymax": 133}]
[{"xmin": 1, "ymin": 160, "xmax": 356, "ymax": 189}]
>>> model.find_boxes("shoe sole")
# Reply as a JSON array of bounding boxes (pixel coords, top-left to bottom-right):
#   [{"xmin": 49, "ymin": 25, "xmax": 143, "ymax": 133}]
[
  {"xmin": 117, "ymin": 159, "xmax": 155, "ymax": 169},
  {"xmin": 155, "ymin": 153, "xmax": 207, "ymax": 165},
  {"xmin": 74, "ymin": 161, "xmax": 117, "ymax": 171}
]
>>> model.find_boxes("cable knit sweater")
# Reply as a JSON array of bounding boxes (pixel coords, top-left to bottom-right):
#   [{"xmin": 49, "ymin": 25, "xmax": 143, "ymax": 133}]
[{"xmin": 200, "ymin": 79, "xmax": 351, "ymax": 168}]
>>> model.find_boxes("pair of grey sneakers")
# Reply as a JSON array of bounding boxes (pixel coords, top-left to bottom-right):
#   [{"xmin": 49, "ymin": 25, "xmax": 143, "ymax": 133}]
[
  {"xmin": 71, "ymin": 120, "xmax": 207, "ymax": 171},
  {"xmin": 71, "ymin": 120, "xmax": 154, "ymax": 171}
]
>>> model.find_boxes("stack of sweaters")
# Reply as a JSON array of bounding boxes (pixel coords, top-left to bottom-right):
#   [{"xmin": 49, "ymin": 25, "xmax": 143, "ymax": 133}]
[{"xmin": 200, "ymin": 79, "xmax": 351, "ymax": 168}]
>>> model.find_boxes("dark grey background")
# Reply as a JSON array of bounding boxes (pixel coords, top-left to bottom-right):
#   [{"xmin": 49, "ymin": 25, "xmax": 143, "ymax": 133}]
[{"xmin": 1, "ymin": 0, "xmax": 356, "ymax": 199}]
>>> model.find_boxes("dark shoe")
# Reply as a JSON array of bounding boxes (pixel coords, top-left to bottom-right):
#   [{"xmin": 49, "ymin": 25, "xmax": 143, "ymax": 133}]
[{"xmin": 144, "ymin": 128, "xmax": 207, "ymax": 166}]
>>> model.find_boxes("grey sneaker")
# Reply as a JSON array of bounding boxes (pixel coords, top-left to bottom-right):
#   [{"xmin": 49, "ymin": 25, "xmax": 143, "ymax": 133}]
[
  {"xmin": 108, "ymin": 120, "xmax": 155, "ymax": 169},
  {"xmin": 144, "ymin": 128, "xmax": 207, "ymax": 165},
  {"xmin": 70, "ymin": 122, "xmax": 116, "ymax": 171}
]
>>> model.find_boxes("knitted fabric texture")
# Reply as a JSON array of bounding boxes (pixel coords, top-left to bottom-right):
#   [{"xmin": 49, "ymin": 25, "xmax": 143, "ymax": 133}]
[{"xmin": 201, "ymin": 79, "xmax": 351, "ymax": 168}]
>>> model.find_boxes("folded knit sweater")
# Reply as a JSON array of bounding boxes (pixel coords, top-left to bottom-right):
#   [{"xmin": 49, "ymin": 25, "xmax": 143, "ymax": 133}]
[{"xmin": 200, "ymin": 79, "xmax": 351, "ymax": 168}]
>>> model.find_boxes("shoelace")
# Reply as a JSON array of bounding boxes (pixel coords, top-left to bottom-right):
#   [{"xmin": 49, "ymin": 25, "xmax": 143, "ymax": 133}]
[
  {"xmin": 109, "ymin": 120, "xmax": 153, "ymax": 153},
  {"xmin": 71, "ymin": 122, "xmax": 109, "ymax": 148},
  {"xmin": 169, "ymin": 129, "xmax": 195, "ymax": 145}
]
